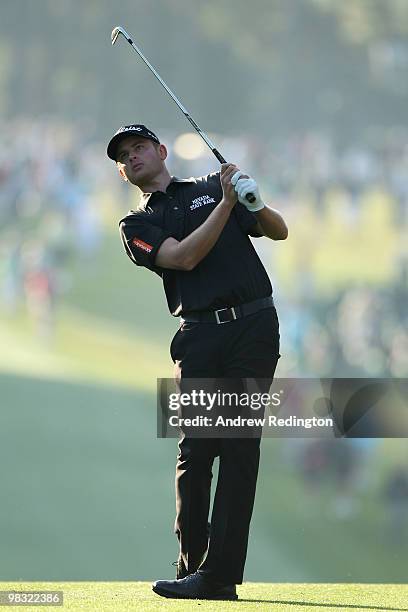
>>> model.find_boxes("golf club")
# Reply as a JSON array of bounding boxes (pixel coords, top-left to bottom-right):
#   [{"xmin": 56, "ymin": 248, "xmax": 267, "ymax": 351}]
[{"xmin": 111, "ymin": 25, "xmax": 256, "ymax": 203}]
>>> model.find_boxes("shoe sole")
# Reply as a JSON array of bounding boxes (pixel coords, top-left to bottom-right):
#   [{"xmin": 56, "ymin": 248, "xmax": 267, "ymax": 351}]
[{"xmin": 152, "ymin": 585, "xmax": 238, "ymax": 600}]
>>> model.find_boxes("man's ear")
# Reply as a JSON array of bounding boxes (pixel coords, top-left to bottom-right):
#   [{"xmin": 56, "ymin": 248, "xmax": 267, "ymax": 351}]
[
  {"xmin": 159, "ymin": 144, "xmax": 168, "ymax": 161},
  {"xmin": 117, "ymin": 163, "xmax": 128, "ymax": 182}
]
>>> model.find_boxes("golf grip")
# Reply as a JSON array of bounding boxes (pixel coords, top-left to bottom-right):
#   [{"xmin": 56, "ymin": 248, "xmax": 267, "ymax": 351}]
[{"xmin": 212, "ymin": 148, "xmax": 256, "ymax": 204}]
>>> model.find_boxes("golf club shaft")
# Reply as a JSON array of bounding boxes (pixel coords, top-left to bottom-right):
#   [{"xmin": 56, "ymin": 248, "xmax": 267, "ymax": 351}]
[{"xmin": 111, "ymin": 26, "xmax": 256, "ymax": 203}]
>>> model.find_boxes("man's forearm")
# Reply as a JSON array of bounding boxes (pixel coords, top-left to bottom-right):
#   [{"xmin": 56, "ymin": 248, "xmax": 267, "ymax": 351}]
[
  {"xmin": 255, "ymin": 205, "xmax": 288, "ymax": 240},
  {"xmin": 178, "ymin": 199, "xmax": 235, "ymax": 270}
]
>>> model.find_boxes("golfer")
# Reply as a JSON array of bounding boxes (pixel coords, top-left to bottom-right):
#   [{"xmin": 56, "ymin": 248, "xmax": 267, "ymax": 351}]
[{"xmin": 107, "ymin": 124, "xmax": 288, "ymax": 600}]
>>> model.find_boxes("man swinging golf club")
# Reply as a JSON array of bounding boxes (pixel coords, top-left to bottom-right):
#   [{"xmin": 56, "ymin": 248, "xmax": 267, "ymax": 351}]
[{"xmin": 107, "ymin": 122, "xmax": 287, "ymax": 600}]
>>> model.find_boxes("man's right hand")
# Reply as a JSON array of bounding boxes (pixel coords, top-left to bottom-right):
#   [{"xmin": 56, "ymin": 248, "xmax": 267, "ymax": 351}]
[
  {"xmin": 220, "ymin": 163, "xmax": 244, "ymax": 208},
  {"xmin": 156, "ymin": 166, "xmax": 241, "ymax": 271}
]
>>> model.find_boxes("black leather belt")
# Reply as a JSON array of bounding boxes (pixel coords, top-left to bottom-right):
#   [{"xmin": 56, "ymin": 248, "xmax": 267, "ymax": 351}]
[{"xmin": 181, "ymin": 296, "xmax": 274, "ymax": 325}]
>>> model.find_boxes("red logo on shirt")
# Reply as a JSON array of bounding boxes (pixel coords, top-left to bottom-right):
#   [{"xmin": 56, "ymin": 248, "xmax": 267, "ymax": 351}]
[{"xmin": 132, "ymin": 237, "xmax": 153, "ymax": 253}]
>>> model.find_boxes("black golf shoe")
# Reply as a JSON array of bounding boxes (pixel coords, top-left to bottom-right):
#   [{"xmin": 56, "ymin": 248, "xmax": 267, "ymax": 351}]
[{"xmin": 152, "ymin": 571, "xmax": 238, "ymax": 600}]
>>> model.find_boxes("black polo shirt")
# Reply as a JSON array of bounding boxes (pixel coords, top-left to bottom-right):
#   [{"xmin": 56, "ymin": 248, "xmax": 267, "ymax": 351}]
[{"xmin": 119, "ymin": 172, "xmax": 272, "ymax": 316}]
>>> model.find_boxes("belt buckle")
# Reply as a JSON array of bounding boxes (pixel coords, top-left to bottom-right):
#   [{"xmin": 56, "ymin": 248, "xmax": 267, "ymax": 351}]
[{"xmin": 215, "ymin": 306, "xmax": 237, "ymax": 324}]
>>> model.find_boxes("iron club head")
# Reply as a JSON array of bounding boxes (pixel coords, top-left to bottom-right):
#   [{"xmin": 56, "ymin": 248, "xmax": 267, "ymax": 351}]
[
  {"xmin": 111, "ymin": 26, "xmax": 132, "ymax": 46},
  {"xmin": 111, "ymin": 26, "xmax": 121, "ymax": 45}
]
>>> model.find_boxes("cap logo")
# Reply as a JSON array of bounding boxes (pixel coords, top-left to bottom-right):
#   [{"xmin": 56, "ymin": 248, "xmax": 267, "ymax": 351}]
[
  {"xmin": 108, "ymin": 124, "xmax": 159, "ymax": 160},
  {"xmin": 122, "ymin": 125, "xmax": 142, "ymax": 132}
]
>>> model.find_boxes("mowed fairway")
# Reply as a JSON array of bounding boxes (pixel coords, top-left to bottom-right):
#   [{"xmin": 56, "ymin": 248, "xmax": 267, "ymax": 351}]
[
  {"xmin": 1, "ymin": 233, "xmax": 408, "ymax": 587},
  {"xmin": 0, "ymin": 372, "xmax": 177, "ymax": 581},
  {"xmin": 1, "ymin": 294, "xmax": 408, "ymax": 585},
  {"xmin": 0, "ymin": 582, "xmax": 406, "ymax": 611},
  {"xmin": 0, "ymin": 369, "xmax": 303, "ymax": 583}
]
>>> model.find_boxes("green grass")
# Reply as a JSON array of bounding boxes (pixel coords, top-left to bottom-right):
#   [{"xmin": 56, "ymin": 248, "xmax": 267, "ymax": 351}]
[
  {"xmin": 254, "ymin": 447, "xmax": 408, "ymax": 583},
  {"xmin": 0, "ymin": 582, "xmax": 406, "ymax": 611},
  {"xmin": 0, "ymin": 371, "xmax": 304, "ymax": 583},
  {"xmin": 1, "ymin": 369, "xmax": 407, "ymax": 584},
  {"xmin": 0, "ymin": 305, "xmax": 174, "ymax": 391},
  {"xmin": 1, "ymin": 232, "xmax": 408, "ymax": 585},
  {"xmin": 65, "ymin": 232, "xmax": 174, "ymax": 345},
  {"xmin": 0, "ymin": 373, "xmax": 177, "ymax": 582}
]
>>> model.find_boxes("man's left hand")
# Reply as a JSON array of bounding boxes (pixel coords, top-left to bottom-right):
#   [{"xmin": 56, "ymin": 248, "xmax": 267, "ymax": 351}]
[{"xmin": 231, "ymin": 171, "xmax": 265, "ymax": 212}]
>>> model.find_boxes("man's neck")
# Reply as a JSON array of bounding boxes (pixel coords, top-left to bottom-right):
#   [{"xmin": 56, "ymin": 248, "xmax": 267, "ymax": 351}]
[{"xmin": 138, "ymin": 169, "xmax": 172, "ymax": 194}]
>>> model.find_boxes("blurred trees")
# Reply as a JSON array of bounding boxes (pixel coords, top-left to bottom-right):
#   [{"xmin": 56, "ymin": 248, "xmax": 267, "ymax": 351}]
[
  {"xmin": 195, "ymin": 0, "xmax": 408, "ymax": 139},
  {"xmin": 0, "ymin": 0, "xmax": 407, "ymax": 143}
]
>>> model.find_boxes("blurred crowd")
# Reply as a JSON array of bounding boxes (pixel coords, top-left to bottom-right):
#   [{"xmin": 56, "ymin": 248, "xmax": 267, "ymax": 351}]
[
  {"xmin": 277, "ymin": 281, "xmax": 408, "ymax": 377},
  {"xmin": 281, "ymin": 437, "xmax": 408, "ymax": 548},
  {"xmin": 0, "ymin": 118, "xmax": 407, "ymax": 376},
  {"xmin": 171, "ymin": 129, "xmax": 408, "ymax": 378},
  {"xmin": 0, "ymin": 119, "xmax": 106, "ymax": 337},
  {"xmin": 1, "ymin": 118, "xmax": 407, "ymax": 552}
]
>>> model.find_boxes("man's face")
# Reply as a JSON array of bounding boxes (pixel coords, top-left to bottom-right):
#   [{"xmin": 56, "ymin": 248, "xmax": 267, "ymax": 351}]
[{"xmin": 116, "ymin": 135, "xmax": 167, "ymax": 186}]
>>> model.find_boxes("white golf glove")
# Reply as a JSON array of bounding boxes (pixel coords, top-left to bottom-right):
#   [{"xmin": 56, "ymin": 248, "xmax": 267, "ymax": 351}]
[{"xmin": 231, "ymin": 170, "xmax": 265, "ymax": 212}]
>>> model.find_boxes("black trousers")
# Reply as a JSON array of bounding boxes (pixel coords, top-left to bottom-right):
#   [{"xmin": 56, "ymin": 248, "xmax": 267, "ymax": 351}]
[{"xmin": 170, "ymin": 306, "xmax": 280, "ymax": 585}]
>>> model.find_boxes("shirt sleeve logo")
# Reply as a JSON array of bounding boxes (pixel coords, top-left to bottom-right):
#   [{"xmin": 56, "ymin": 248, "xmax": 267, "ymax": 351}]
[{"xmin": 132, "ymin": 237, "xmax": 153, "ymax": 253}]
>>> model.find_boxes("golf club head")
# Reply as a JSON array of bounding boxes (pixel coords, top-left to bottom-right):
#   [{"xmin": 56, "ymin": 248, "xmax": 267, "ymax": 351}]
[{"xmin": 111, "ymin": 26, "xmax": 130, "ymax": 46}]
